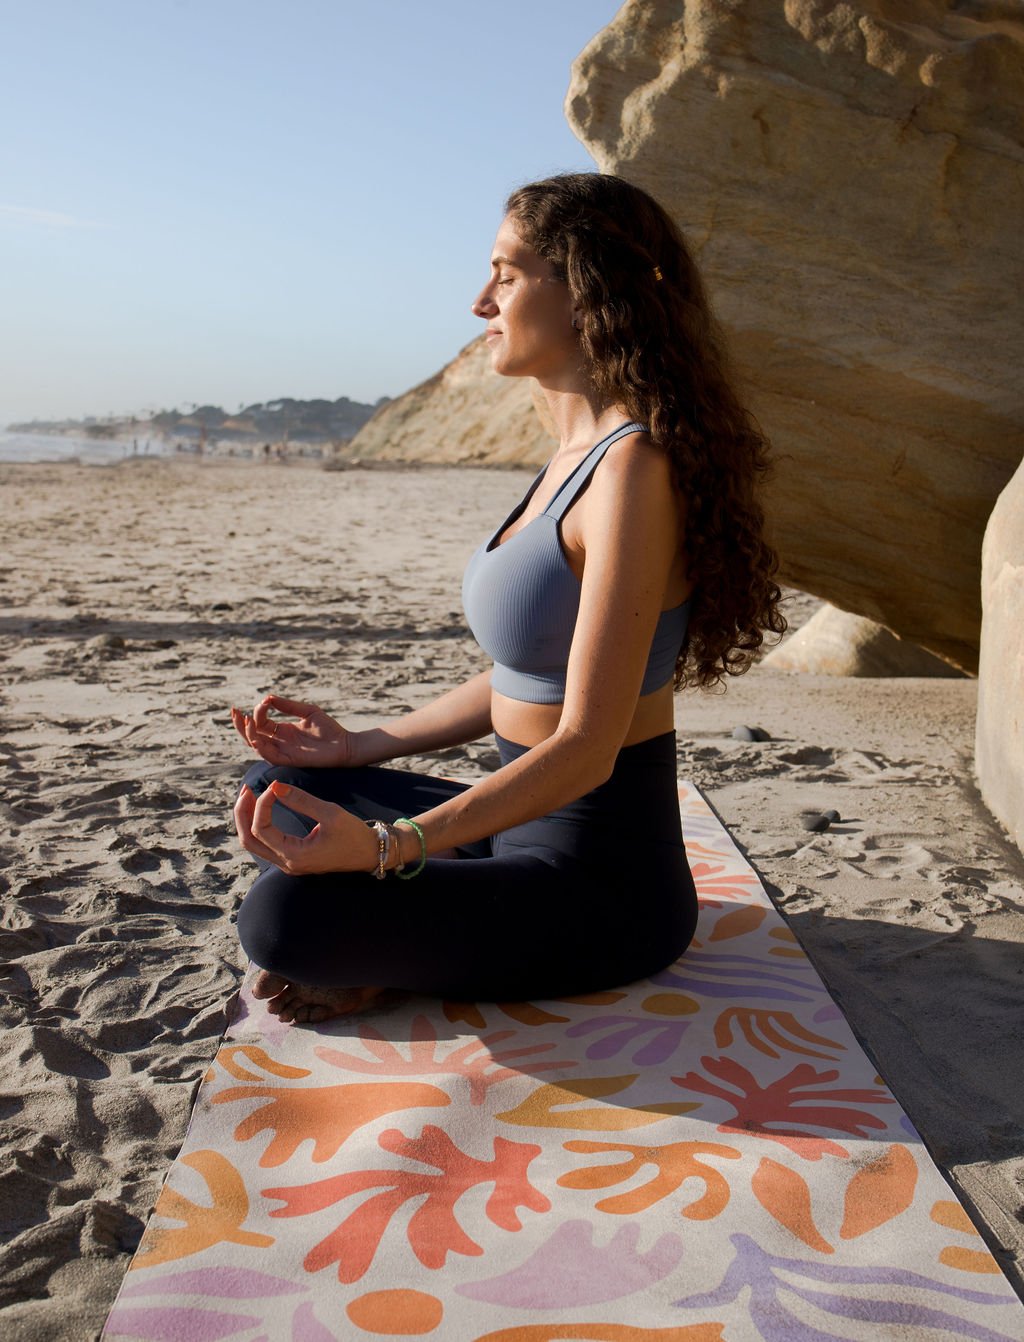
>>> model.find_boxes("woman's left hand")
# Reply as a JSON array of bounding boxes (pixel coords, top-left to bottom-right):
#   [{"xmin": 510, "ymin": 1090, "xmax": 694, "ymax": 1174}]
[{"xmin": 234, "ymin": 781, "xmax": 377, "ymax": 875}]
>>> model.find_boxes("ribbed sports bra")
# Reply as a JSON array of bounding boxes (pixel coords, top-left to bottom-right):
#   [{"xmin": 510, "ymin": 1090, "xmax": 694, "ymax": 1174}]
[{"xmin": 462, "ymin": 421, "xmax": 690, "ymax": 705}]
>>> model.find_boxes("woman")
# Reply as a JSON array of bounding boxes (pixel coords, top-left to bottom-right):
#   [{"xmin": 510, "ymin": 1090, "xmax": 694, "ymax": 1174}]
[{"xmin": 231, "ymin": 173, "xmax": 783, "ymax": 1024}]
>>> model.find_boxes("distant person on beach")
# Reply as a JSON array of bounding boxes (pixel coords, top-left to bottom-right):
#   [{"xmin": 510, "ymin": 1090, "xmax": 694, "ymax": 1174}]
[{"xmin": 230, "ymin": 172, "xmax": 784, "ymax": 1023}]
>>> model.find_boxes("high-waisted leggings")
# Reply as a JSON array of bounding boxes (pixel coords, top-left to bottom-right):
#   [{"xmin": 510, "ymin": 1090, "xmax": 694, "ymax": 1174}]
[{"xmin": 236, "ymin": 731, "xmax": 698, "ymax": 1001}]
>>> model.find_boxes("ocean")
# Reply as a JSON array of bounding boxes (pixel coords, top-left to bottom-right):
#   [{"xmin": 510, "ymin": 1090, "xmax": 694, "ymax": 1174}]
[{"xmin": 0, "ymin": 431, "xmax": 166, "ymax": 465}]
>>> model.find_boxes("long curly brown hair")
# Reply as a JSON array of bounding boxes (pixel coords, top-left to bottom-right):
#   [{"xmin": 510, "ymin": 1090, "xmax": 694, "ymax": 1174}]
[{"xmin": 506, "ymin": 172, "xmax": 785, "ymax": 689}]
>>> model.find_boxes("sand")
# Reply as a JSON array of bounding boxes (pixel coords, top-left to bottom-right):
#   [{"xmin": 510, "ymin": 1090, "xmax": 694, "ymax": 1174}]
[{"xmin": 1, "ymin": 456, "xmax": 1021, "ymax": 1339}]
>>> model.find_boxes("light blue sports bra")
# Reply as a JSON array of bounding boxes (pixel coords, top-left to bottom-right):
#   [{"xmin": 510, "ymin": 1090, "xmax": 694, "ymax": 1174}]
[{"xmin": 462, "ymin": 421, "xmax": 690, "ymax": 705}]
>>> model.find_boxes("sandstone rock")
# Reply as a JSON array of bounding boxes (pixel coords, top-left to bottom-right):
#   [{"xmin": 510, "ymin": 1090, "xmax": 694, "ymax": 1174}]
[
  {"xmin": 345, "ymin": 337, "xmax": 548, "ymax": 466},
  {"xmin": 762, "ymin": 604, "xmax": 965, "ymax": 676},
  {"xmin": 565, "ymin": 0, "xmax": 1024, "ymax": 671},
  {"xmin": 976, "ymin": 457, "xmax": 1024, "ymax": 852}
]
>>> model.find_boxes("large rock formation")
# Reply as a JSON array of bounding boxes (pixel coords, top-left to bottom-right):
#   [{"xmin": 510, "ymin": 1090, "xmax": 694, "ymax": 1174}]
[
  {"xmin": 976, "ymin": 457, "xmax": 1024, "ymax": 850},
  {"xmin": 565, "ymin": 0, "xmax": 1024, "ymax": 671},
  {"xmin": 762, "ymin": 604, "xmax": 965, "ymax": 676},
  {"xmin": 346, "ymin": 1, "xmax": 1022, "ymax": 672}
]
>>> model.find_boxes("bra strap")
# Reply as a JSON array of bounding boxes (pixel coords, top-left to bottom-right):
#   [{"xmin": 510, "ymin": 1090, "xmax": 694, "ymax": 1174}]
[{"xmin": 545, "ymin": 421, "xmax": 647, "ymax": 522}]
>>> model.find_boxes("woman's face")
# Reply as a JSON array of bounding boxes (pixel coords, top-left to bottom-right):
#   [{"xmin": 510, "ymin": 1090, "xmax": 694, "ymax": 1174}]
[{"xmin": 471, "ymin": 215, "xmax": 578, "ymax": 380}]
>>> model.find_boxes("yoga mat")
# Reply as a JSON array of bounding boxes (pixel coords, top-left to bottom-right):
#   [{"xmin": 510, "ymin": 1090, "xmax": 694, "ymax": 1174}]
[{"xmin": 104, "ymin": 782, "xmax": 1023, "ymax": 1341}]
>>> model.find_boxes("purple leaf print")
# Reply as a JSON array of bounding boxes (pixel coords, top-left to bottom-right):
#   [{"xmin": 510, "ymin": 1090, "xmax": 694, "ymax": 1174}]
[
  {"xmin": 565, "ymin": 1015, "xmax": 693, "ymax": 1065},
  {"xmin": 676, "ymin": 1234, "xmax": 1020, "ymax": 1342},
  {"xmin": 455, "ymin": 1219, "xmax": 685, "ymax": 1307}
]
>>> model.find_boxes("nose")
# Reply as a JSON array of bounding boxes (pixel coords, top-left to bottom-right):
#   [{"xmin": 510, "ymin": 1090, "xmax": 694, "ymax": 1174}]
[{"xmin": 471, "ymin": 280, "xmax": 497, "ymax": 319}]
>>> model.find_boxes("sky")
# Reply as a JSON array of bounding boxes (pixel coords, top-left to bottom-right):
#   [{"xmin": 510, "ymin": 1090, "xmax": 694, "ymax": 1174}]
[{"xmin": 0, "ymin": 0, "xmax": 624, "ymax": 426}]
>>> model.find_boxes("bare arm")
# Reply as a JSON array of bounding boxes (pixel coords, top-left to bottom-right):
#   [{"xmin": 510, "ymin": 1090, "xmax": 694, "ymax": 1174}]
[
  {"xmin": 349, "ymin": 669, "xmax": 493, "ymax": 766},
  {"xmin": 233, "ymin": 668, "xmax": 492, "ymax": 770},
  {"xmin": 238, "ymin": 435, "xmax": 682, "ymax": 875}
]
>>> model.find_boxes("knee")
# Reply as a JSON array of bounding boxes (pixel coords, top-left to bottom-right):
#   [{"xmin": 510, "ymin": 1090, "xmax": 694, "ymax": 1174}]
[
  {"xmin": 236, "ymin": 870, "xmax": 299, "ymax": 975},
  {"xmin": 241, "ymin": 762, "xmax": 312, "ymax": 789},
  {"xmin": 241, "ymin": 757, "xmax": 276, "ymax": 794}
]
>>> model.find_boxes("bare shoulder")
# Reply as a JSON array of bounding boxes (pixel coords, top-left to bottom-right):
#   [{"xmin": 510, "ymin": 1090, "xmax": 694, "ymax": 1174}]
[{"xmin": 590, "ymin": 429, "xmax": 676, "ymax": 510}]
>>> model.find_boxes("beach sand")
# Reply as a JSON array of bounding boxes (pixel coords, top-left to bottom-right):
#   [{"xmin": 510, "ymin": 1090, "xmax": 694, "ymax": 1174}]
[{"xmin": 1, "ymin": 457, "xmax": 1021, "ymax": 1338}]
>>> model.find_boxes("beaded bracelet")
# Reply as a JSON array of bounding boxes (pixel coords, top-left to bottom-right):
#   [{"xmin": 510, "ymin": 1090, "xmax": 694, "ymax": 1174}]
[
  {"xmin": 393, "ymin": 818, "xmax": 426, "ymax": 880},
  {"xmin": 365, "ymin": 819, "xmax": 391, "ymax": 880}
]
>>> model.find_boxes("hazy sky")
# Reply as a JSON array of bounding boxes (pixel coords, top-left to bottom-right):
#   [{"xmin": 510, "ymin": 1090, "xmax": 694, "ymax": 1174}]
[{"xmin": 1, "ymin": 0, "xmax": 623, "ymax": 426}]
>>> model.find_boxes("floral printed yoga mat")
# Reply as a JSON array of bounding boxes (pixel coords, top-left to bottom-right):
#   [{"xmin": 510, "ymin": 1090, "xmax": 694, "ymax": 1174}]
[{"xmin": 104, "ymin": 782, "xmax": 1023, "ymax": 1341}]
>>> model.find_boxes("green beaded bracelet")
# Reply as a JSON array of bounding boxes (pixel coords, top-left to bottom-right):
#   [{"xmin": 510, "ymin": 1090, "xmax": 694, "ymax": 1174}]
[{"xmin": 394, "ymin": 818, "xmax": 427, "ymax": 880}]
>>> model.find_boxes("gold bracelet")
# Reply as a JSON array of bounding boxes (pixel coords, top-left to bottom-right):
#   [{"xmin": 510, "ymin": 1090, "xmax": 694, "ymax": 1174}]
[{"xmin": 365, "ymin": 819, "xmax": 388, "ymax": 880}]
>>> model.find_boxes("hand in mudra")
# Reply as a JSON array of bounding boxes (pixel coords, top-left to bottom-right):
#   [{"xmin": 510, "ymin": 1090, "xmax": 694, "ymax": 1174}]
[
  {"xmin": 231, "ymin": 694, "xmax": 355, "ymax": 769},
  {"xmin": 234, "ymin": 779, "xmax": 375, "ymax": 874}
]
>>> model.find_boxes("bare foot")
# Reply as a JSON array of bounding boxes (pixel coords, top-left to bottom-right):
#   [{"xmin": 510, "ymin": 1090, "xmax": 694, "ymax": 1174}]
[
  {"xmin": 251, "ymin": 970, "xmax": 289, "ymax": 1000},
  {"xmin": 251, "ymin": 970, "xmax": 386, "ymax": 1024}
]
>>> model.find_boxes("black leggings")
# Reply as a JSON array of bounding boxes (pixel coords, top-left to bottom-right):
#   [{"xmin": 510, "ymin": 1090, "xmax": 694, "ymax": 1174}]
[{"xmin": 236, "ymin": 732, "xmax": 698, "ymax": 1001}]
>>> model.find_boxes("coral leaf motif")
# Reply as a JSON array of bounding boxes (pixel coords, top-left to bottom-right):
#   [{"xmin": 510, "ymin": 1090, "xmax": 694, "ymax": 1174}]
[
  {"xmin": 315, "ymin": 1017, "xmax": 570, "ymax": 1104},
  {"xmin": 131, "ymin": 1151, "xmax": 273, "ymax": 1269},
  {"xmin": 497, "ymin": 1076, "xmax": 696, "ymax": 1131},
  {"xmin": 559, "ymin": 1140, "xmax": 741, "ymax": 1219},
  {"xmin": 840, "ymin": 1144, "xmax": 918, "ymax": 1239},
  {"xmin": 672, "ymin": 1057, "xmax": 891, "ymax": 1160},
  {"xmin": 752, "ymin": 1157, "xmax": 833, "ymax": 1254},
  {"xmin": 265, "ymin": 1125, "xmax": 549, "ymax": 1283},
  {"xmin": 212, "ymin": 1080, "xmax": 450, "ymax": 1167}
]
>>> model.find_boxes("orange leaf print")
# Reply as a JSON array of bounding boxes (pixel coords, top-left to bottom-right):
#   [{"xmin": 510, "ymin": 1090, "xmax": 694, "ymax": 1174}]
[
  {"xmin": 559, "ymin": 1139, "xmax": 741, "ymax": 1218},
  {"xmin": 130, "ymin": 1150, "xmax": 273, "ymax": 1269},
  {"xmin": 441, "ymin": 993, "xmax": 624, "ymax": 1028},
  {"xmin": 769, "ymin": 927, "xmax": 805, "ymax": 959},
  {"xmin": 442, "ymin": 1000, "xmax": 488, "ymax": 1027},
  {"xmin": 751, "ymin": 1157, "xmax": 833, "ymax": 1254},
  {"xmin": 714, "ymin": 1008, "xmax": 844, "ymax": 1061},
  {"xmin": 496, "ymin": 1076, "xmax": 698, "ymax": 1131},
  {"xmin": 558, "ymin": 991, "xmax": 629, "ymax": 1005},
  {"xmin": 216, "ymin": 1044, "xmax": 312, "ymax": 1082},
  {"xmin": 839, "ymin": 1144, "xmax": 918, "ymax": 1239},
  {"xmin": 939, "ymin": 1247, "xmax": 1003, "ymax": 1274},
  {"xmin": 212, "ymin": 1080, "xmax": 451, "ymax": 1167},
  {"xmin": 708, "ymin": 906, "xmax": 768, "ymax": 941},
  {"xmin": 494, "ymin": 1001, "xmax": 572, "ymax": 1025},
  {"xmin": 931, "ymin": 1199, "xmax": 1003, "ymax": 1274},
  {"xmin": 642, "ymin": 992, "xmax": 700, "ymax": 1016},
  {"xmin": 346, "ymin": 1288, "xmax": 444, "ymax": 1334},
  {"xmin": 475, "ymin": 1323, "xmax": 725, "ymax": 1341}
]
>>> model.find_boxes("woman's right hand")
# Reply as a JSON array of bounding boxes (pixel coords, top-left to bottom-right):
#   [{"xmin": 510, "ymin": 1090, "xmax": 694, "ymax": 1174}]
[{"xmin": 231, "ymin": 695, "xmax": 357, "ymax": 769}]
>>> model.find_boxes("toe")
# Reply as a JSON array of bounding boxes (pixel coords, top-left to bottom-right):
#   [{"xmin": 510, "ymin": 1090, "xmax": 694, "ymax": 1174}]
[{"xmin": 252, "ymin": 970, "xmax": 289, "ymax": 1000}]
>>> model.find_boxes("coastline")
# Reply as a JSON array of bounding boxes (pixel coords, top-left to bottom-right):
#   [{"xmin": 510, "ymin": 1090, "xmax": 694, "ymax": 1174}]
[{"xmin": 1, "ymin": 458, "xmax": 1021, "ymax": 1337}]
